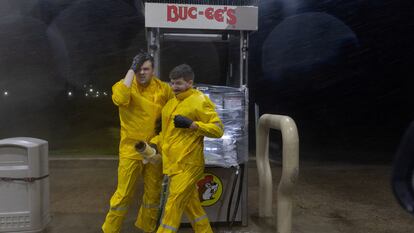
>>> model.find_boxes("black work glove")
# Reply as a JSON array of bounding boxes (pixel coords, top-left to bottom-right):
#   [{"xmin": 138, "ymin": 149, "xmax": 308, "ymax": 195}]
[
  {"xmin": 174, "ymin": 115, "xmax": 193, "ymax": 128},
  {"xmin": 130, "ymin": 54, "xmax": 141, "ymax": 72}
]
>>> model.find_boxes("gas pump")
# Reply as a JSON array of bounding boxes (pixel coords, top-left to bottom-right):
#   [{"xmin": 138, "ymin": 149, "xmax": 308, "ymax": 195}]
[{"xmin": 144, "ymin": 0, "xmax": 258, "ymax": 226}]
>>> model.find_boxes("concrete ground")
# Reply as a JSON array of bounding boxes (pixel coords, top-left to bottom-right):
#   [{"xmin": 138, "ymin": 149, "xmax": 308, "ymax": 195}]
[{"xmin": 45, "ymin": 158, "xmax": 414, "ymax": 233}]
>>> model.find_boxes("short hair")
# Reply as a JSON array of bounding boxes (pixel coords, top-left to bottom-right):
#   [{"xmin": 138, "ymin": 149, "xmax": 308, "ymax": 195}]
[
  {"xmin": 169, "ymin": 64, "xmax": 194, "ymax": 81},
  {"xmin": 135, "ymin": 52, "xmax": 154, "ymax": 68}
]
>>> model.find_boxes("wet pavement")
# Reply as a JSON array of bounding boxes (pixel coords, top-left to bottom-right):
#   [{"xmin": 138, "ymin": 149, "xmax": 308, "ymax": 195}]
[{"xmin": 44, "ymin": 158, "xmax": 414, "ymax": 233}]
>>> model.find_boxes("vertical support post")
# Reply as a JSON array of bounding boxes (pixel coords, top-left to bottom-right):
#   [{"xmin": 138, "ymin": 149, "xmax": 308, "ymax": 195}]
[
  {"xmin": 243, "ymin": 31, "xmax": 249, "ymax": 87},
  {"xmin": 239, "ymin": 31, "xmax": 245, "ymax": 87},
  {"xmin": 148, "ymin": 28, "xmax": 160, "ymax": 77}
]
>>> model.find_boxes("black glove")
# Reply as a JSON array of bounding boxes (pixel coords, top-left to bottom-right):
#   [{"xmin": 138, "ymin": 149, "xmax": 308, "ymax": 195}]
[
  {"xmin": 174, "ymin": 115, "xmax": 193, "ymax": 128},
  {"xmin": 130, "ymin": 54, "xmax": 141, "ymax": 72}
]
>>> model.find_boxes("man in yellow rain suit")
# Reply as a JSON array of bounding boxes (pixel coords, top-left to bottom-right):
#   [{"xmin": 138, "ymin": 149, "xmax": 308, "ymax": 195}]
[
  {"xmin": 151, "ymin": 64, "xmax": 224, "ymax": 233},
  {"xmin": 102, "ymin": 52, "xmax": 174, "ymax": 233}
]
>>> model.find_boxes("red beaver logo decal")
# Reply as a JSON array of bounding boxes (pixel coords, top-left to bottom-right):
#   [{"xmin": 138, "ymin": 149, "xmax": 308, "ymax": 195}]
[{"xmin": 197, "ymin": 175, "xmax": 219, "ymax": 202}]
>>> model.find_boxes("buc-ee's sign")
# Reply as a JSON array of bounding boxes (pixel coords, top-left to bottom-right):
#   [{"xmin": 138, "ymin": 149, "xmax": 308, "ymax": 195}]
[{"xmin": 145, "ymin": 3, "xmax": 258, "ymax": 30}]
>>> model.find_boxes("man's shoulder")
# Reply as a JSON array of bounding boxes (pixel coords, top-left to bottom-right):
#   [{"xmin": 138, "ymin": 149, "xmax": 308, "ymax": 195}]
[
  {"xmin": 162, "ymin": 96, "xmax": 177, "ymax": 113},
  {"xmin": 165, "ymin": 95, "xmax": 177, "ymax": 105},
  {"xmin": 153, "ymin": 77, "xmax": 169, "ymax": 87},
  {"xmin": 188, "ymin": 89, "xmax": 212, "ymax": 106},
  {"xmin": 154, "ymin": 78, "xmax": 173, "ymax": 93}
]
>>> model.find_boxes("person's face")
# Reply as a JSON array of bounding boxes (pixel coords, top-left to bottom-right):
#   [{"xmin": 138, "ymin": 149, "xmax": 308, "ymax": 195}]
[
  {"xmin": 136, "ymin": 60, "xmax": 154, "ymax": 86},
  {"xmin": 170, "ymin": 77, "xmax": 193, "ymax": 95}
]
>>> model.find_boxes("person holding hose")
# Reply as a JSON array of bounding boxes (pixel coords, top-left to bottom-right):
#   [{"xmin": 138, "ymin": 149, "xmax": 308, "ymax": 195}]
[
  {"xmin": 102, "ymin": 52, "xmax": 174, "ymax": 233},
  {"xmin": 150, "ymin": 64, "xmax": 224, "ymax": 233}
]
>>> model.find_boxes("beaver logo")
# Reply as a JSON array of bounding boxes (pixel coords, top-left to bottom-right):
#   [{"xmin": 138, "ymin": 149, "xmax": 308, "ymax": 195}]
[{"xmin": 197, "ymin": 173, "xmax": 223, "ymax": 206}]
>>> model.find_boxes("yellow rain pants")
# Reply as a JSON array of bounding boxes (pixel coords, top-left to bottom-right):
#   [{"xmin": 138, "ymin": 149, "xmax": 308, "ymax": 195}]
[
  {"xmin": 102, "ymin": 158, "xmax": 163, "ymax": 233},
  {"xmin": 157, "ymin": 165, "xmax": 213, "ymax": 233}
]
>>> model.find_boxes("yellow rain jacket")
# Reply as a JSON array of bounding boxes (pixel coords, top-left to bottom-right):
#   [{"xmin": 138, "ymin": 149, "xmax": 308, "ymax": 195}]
[
  {"xmin": 152, "ymin": 88, "xmax": 223, "ymax": 233},
  {"xmin": 151, "ymin": 88, "xmax": 224, "ymax": 175},
  {"xmin": 112, "ymin": 75, "xmax": 174, "ymax": 160},
  {"xmin": 103, "ymin": 75, "xmax": 173, "ymax": 233}
]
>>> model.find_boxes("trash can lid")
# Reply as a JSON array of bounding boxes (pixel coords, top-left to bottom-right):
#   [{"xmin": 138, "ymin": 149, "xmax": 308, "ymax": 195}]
[{"xmin": 0, "ymin": 137, "xmax": 48, "ymax": 148}]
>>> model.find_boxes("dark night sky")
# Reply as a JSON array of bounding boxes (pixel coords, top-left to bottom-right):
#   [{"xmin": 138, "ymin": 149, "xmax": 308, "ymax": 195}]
[{"xmin": 1, "ymin": 0, "xmax": 414, "ymax": 161}]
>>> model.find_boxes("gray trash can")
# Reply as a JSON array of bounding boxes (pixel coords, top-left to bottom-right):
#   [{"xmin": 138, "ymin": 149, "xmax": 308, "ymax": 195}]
[{"xmin": 0, "ymin": 137, "xmax": 50, "ymax": 233}]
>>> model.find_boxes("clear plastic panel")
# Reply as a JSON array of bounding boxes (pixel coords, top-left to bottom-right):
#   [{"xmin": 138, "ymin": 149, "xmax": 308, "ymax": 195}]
[{"xmin": 196, "ymin": 85, "xmax": 248, "ymax": 167}]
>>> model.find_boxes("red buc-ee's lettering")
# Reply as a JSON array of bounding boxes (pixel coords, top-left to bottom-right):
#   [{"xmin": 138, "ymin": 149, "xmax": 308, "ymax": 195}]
[{"xmin": 167, "ymin": 5, "xmax": 237, "ymax": 25}]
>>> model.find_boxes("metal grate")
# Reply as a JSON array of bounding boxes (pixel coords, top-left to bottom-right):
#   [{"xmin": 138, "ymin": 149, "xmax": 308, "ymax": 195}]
[
  {"xmin": 144, "ymin": 0, "xmax": 258, "ymax": 6},
  {"xmin": 0, "ymin": 215, "xmax": 31, "ymax": 229}
]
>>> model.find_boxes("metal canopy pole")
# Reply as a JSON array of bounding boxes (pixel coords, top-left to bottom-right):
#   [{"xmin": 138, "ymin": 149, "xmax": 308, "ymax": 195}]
[
  {"xmin": 239, "ymin": 31, "xmax": 244, "ymax": 88},
  {"xmin": 148, "ymin": 28, "xmax": 161, "ymax": 77},
  {"xmin": 240, "ymin": 31, "xmax": 249, "ymax": 88},
  {"xmin": 244, "ymin": 32, "xmax": 249, "ymax": 87}
]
